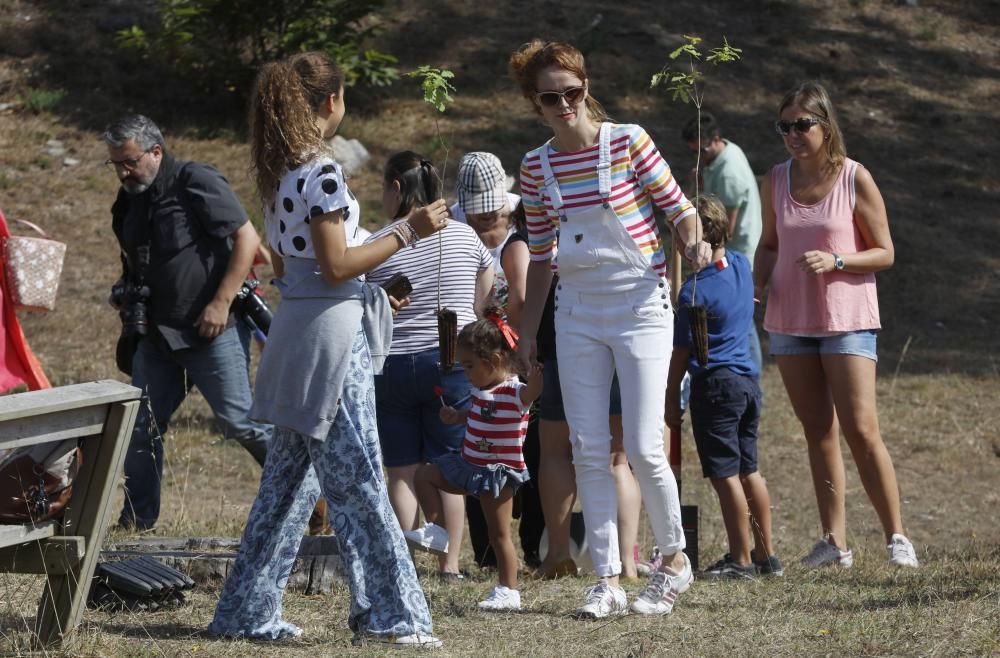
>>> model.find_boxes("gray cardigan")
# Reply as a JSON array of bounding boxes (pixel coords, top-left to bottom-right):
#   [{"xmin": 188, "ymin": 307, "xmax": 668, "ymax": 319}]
[{"xmin": 250, "ymin": 258, "xmax": 393, "ymax": 442}]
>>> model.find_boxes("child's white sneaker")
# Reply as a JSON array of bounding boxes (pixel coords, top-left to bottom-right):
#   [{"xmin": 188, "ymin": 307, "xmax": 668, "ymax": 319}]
[
  {"xmin": 477, "ymin": 584, "xmax": 521, "ymax": 611},
  {"xmin": 403, "ymin": 522, "xmax": 449, "ymax": 556},
  {"xmin": 887, "ymin": 533, "xmax": 919, "ymax": 568}
]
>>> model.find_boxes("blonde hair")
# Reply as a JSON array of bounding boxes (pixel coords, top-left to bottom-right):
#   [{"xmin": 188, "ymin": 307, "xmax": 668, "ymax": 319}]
[
  {"xmin": 779, "ymin": 81, "xmax": 846, "ymax": 173},
  {"xmin": 509, "ymin": 39, "xmax": 608, "ymax": 123},
  {"xmin": 694, "ymin": 194, "xmax": 729, "ymax": 249},
  {"xmin": 248, "ymin": 51, "xmax": 344, "ymax": 206}
]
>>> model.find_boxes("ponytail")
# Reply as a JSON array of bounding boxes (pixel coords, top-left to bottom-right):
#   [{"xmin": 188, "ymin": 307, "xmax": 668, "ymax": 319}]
[
  {"xmin": 383, "ymin": 151, "xmax": 442, "ymax": 219},
  {"xmin": 249, "ymin": 52, "xmax": 344, "ymax": 206}
]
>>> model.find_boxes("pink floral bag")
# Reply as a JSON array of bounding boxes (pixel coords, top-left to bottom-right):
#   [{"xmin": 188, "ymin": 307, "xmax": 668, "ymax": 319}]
[{"xmin": 2, "ymin": 219, "xmax": 67, "ymax": 312}]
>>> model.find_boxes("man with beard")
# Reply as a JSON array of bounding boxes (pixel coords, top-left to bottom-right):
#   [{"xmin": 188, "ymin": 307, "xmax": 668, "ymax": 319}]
[{"xmin": 105, "ymin": 114, "xmax": 271, "ymax": 531}]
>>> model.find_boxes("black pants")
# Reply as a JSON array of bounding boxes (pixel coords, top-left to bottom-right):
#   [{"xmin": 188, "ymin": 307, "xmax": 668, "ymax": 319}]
[{"xmin": 466, "ymin": 414, "xmax": 544, "ymax": 568}]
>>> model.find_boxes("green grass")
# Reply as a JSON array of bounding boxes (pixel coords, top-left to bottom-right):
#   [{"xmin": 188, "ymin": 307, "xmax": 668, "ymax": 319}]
[
  {"xmin": 0, "ymin": 0, "xmax": 998, "ymax": 654},
  {"xmin": 19, "ymin": 87, "xmax": 65, "ymax": 114}
]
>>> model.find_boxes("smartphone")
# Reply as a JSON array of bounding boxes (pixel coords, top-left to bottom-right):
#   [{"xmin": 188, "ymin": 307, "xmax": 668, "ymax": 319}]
[{"xmin": 381, "ymin": 272, "xmax": 412, "ymax": 300}]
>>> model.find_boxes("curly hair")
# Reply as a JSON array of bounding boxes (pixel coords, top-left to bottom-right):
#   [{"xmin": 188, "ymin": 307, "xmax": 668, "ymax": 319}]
[
  {"xmin": 509, "ymin": 39, "xmax": 608, "ymax": 123},
  {"xmin": 248, "ymin": 51, "xmax": 344, "ymax": 206},
  {"xmin": 457, "ymin": 306, "xmax": 520, "ymax": 374}
]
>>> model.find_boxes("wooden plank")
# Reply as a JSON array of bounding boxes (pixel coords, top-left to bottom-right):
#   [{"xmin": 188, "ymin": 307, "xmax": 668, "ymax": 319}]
[
  {"xmin": 0, "ymin": 521, "xmax": 57, "ymax": 550},
  {"xmin": 0, "ymin": 536, "xmax": 85, "ymax": 574},
  {"xmin": 0, "ymin": 406, "xmax": 107, "ymax": 449},
  {"xmin": 34, "ymin": 399, "xmax": 138, "ymax": 649},
  {"xmin": 0, "ymin": 380, "xmax": 140, "ymax": 423}
]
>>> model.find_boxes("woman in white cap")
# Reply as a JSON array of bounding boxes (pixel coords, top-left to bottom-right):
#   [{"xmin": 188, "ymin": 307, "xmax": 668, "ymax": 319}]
[{"xmin": 510, "ymin": 40, "xmax": 711, "ymax": 618}]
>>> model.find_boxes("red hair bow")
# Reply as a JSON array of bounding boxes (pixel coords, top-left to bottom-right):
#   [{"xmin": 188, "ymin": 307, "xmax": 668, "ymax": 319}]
[{"xmin": 486, "ymin": 312, "xmax": 519, "ymax": 351}]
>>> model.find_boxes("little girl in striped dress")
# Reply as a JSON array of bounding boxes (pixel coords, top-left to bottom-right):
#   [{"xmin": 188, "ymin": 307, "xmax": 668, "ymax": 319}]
[{"xmin": 406, "ymin": 309, "xmax": 543, "ymax": 611}]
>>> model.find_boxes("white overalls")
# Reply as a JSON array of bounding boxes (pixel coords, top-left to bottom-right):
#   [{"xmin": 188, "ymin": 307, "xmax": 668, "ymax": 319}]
[{"xmin": 539, "ymin": 122, "xmax": 685, "ymax": 577}]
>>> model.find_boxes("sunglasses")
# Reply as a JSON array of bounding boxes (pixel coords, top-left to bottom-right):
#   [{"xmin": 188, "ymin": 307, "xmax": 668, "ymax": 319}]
[
  {"xmin": 774, "ymin": 117, "xmax": 824, "ymax": 136},
  {"xmin": 535, "ymin": 86, "xmax": 586, "ymax": 108}
]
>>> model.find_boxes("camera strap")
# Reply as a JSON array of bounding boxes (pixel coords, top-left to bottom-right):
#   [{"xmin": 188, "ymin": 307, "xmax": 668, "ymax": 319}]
[{"xmin": 120, "ymin": 193, "xmax": 153, "ymax": 286}]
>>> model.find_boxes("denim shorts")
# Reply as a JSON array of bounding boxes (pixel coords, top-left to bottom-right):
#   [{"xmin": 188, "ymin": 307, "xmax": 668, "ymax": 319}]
[
  {"xmin": 689, "ymin": 369, "xmax": 761, "ymax": 479},
  {"xmin": 768, "ymin": 330, "xmax": 878, "ymax": 362},
  {"xmin": 539, "ymin": 356, "xmax": 622, "ymax": 422},
  {"xmin": 373, "ymin": 347, "xmax": 469, "ymax": 467}
]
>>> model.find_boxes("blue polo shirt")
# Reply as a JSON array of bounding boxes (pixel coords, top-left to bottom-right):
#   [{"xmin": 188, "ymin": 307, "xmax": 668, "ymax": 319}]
[{"xmin": 674, "ymin": 250, "xmax": 757, "ymax": 378}]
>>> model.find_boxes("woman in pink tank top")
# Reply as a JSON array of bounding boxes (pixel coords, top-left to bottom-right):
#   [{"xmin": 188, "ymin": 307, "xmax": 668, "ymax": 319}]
[{"xmin": 754, "ymin": 82, "xmax": 919, "ymax": 569}]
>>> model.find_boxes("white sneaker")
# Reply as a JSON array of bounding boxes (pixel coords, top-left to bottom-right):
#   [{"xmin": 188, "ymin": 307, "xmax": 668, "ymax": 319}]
[
  {"xmin": 477, "ymin": 584, "xmax": 521, "ymax": 611},
  {"xmin": 403, "ymin": 522, "xmax": 449, "ymax": 556},
  {"xmin": 574, "ymin": 580, "xmax": 628, "ymax": 619},
  {"xmin": 630, "ymin": 552, "xmax": 694, "ymax": 615},
  {"xmin": 801, "ymin": 535, "xmax": 853, "ymax": 569},
  {"xmin": 354, "ymin": 632, "xmax": 443, "ymax": 649},
  {"xmin": 887, "ymin": 533, "xmax": 919, "ymax": 567}
]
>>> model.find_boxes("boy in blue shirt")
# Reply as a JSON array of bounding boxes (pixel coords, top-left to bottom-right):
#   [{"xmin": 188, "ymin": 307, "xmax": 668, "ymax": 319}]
[{"xmin": 666, "ymin": 195, "xmax": 782, "ymax": 579}]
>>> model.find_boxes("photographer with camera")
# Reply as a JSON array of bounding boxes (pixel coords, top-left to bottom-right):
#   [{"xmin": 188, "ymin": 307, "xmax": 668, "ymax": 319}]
[{"xmin": 105, "ymin": 114, "xmax": 272, "ymax": 532}]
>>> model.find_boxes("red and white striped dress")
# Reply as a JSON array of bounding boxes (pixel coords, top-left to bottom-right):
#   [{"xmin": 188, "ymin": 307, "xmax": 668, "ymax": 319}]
[{"xmin": 461, "ymin": 377, "xmax": 529, "ymax": 470}]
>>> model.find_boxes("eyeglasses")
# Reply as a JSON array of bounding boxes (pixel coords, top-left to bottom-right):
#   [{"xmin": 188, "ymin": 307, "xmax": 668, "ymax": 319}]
[
  {"xmin": 104, "ymin": 149, "xmax": 152, "ymax": 171},
  {"xmin": 535, "ymin": 86, "xmax": 586, "ymax": 108},
  {"xmin": 774, "ymin": 117, "xmax": 824, "ymax": 136}
]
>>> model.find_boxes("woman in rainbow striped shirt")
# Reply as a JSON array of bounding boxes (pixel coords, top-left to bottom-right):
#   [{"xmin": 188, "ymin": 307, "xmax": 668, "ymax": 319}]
[{"xmin": 509, "ymin": 40, "xmax": 712, "ymax": 619}]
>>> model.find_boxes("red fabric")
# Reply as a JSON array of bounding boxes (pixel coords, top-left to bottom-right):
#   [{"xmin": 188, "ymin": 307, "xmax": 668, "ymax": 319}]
[{"xmin": 0, "ymin": 208, "xmax": 51, "ymax": 392}]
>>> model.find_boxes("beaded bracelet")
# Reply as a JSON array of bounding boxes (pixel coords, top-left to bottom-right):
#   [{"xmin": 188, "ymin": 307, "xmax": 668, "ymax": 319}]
[{"xmin": 399, "ymin": 221, "xmax": 420, "ymax": 248}]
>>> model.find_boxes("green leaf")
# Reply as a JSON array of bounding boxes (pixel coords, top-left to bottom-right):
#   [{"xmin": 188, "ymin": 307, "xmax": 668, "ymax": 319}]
[{"xmin": 406, "ymin": 65, "xmax": 457, "ymax": 113}]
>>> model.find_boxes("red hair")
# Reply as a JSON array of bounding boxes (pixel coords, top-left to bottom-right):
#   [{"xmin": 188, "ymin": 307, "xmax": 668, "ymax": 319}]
[{"xmin": 509, "ymin": 39, "xmax": 608, "ymax": 122}]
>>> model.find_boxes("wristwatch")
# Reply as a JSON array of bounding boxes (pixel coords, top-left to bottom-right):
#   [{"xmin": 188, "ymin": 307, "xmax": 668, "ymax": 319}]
[{"xmin": 832, "ymin": 253, "xmax": 845, "ymax": 271}]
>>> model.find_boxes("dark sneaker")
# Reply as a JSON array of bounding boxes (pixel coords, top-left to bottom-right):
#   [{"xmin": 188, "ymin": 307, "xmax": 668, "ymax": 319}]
[
  {"xmin": 701, "ymin": 554, "xmax": 755, "ymax": 580},
  {"xmin": 801, "ymin": 535, "xmax": 853, "ymax": 569},
  {"xmin": 753, "ymin": 554, "xmax": 785, "ymax": 577}
]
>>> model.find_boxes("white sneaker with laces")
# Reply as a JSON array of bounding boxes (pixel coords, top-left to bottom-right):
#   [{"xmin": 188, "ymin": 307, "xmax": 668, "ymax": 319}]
[
  {"xmin": 403, "ymin": 522, "xmax": 449, "ymax": 556},
  {"xmin": 801, "ymin": 535, "xmax": 853, "ymax": 569},
  {"xmin": 630, "ymin": 552, "xmax": 694, "ymax": 615},
  {"xmin": 478, "ymin": 584, "xmax": 521, "ymax": 611},
  {"xmin": 887, "ymin": 533, "xmax": 919, "ymax": 567},
  {"xmin": 574, "ymin": 580, "xmax": 627, "ymax": 619}
]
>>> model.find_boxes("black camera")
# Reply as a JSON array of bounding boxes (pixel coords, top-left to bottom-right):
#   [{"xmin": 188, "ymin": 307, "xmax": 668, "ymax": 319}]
[
  {"xmin": 233, "ymin": 280, "xmax": 273, "ymax": 336},
  {"xmin": 111, "ymin": 280, "xmax": 152, "ymax": 338}
]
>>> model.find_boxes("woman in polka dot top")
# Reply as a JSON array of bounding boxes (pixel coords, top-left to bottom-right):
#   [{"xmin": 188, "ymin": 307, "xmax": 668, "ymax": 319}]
[{"xmin": 209, "ymin": 51, "xmax": 449, "ymax": 650}]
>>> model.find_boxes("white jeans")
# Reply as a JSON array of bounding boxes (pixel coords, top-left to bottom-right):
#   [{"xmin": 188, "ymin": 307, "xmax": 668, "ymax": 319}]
[{"xmin": 555, "ymin": 282, "xmax": 685, "ymax": 577}]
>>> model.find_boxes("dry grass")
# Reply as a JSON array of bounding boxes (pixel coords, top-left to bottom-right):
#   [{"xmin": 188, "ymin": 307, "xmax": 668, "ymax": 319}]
[{"xmin": 0, "ymin": 0, "xmax": 998, "ymax": 655}]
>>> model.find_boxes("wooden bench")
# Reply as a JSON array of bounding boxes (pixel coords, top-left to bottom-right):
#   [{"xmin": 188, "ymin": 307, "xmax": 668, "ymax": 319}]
[{"xmin": 0, "ymin": 380, "xmax": 140, "ymax": 648}]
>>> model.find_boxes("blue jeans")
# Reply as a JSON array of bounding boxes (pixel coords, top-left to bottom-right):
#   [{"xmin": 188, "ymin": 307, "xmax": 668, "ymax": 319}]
[
  {"xmin": 373, "ymin": 348, "xmax": 468, "ymax": 467},
  {"xmin": 119, "ymin": 325, "xmax": 271, "ymax": 529}
]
